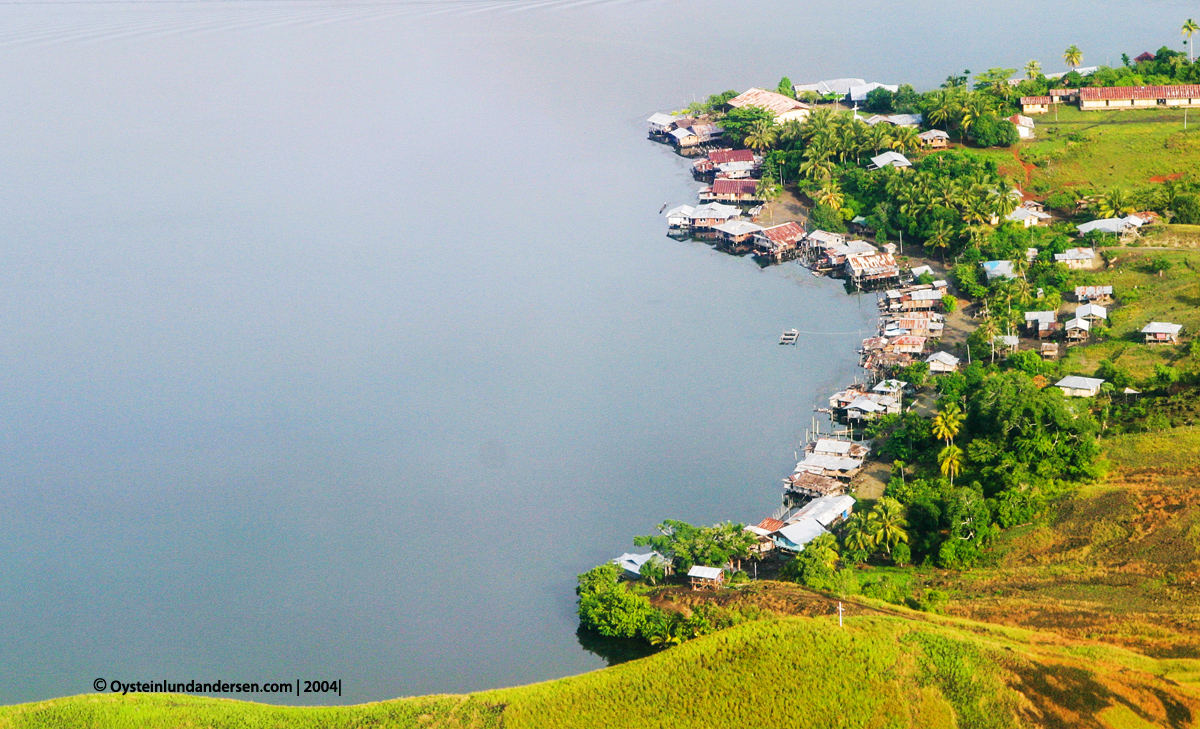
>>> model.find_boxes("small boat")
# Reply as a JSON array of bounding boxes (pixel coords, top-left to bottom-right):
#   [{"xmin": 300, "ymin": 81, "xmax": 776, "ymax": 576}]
[{"xmin": 779, "ymin": 329, "xmax": 799, "ymax": 345}]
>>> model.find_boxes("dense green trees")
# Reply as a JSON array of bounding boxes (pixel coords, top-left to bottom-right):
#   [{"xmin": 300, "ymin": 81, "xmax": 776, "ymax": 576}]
[{"xmin": 633, "ymin": 520, "xmax": 756, "ymax": 572}]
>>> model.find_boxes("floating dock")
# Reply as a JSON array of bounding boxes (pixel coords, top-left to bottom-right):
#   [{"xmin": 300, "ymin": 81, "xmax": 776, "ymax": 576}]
[{"xmin": 779, "ymin": 329, "xmax": 799, "ymax": 345}]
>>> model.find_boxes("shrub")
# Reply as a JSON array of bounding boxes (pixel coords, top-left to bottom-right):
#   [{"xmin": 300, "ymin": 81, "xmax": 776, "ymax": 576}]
[
  {"xmin": 810, "ymin": 203, "xmax": 848, "ymax": 233},
  {"xmin": 941, "ymin": 294, "xmax": 957, "ymax": 313},
  {"xmin": 968, "ymin": 114, "xmax": 1020, "ymax": 148},
  {"xmin": 1171, "ymin": 193, "xmax": 1200, "ymax": 224}
]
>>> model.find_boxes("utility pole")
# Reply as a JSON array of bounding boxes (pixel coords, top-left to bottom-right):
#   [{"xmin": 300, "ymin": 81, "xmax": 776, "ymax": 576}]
[{"xmin": 838, "ymin": 601, "xmax": 844, "ymax": 627}]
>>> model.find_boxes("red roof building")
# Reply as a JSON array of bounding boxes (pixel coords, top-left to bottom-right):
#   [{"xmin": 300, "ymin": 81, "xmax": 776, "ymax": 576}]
[
  {"xmin": 1080, "ymin": 85, "xmax": 1200, "ymax": 110},
  {"xmin": 708, "ymin": 149, "xmax": 755, "ymax": 165}
]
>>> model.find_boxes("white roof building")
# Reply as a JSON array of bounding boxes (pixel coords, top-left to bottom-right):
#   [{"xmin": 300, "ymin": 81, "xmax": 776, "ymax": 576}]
[
  {"xmin": 1006, "ymin": 207, "xmax": 1052, "ymax": 225},
  {"xmin": 690, "ymin": 202, "xmax": 742, "ymax": 221},
  {"xmin": 794, "ymin": 78, "xmax": 865, "ymax": 96},
  {"xmin": 1054, "ymin": 247, "xmax": 1098, "ymax": 263},
  {"xmin": 981, "ymin": 260, "xmax": 1016, "ymax": 281},
  {"xmin": 1076, "ymin": 303, "xmax": 1107, "ymax": 320},
  {"xmin": 848, "ymin": 82, "xmax": 899, "ymax": 101},
  {"xmin": 613, "ymin": 552, "xmax": 661, "ymax": 578},
  {"xmin": 1142, "ymin": 322, "xmax": 1183, "ymax": 335},
  {"xmin": 773, "ymin": 519, "xmax": 829, "ymax": 551},
  {"xmin": 1065, "ymin": 316, "xmax": 1090, "ymax": 332},
  {"xmin": 647, "ymin": 112, "xmax": 678, "ymax": 128},
  {"xmin": 926, "ymin": 351, "xmax": 961, "ymax": 367},
  {"xmin": 687, "ymin": 565, "xmax": 724, "ymax": 580},
  {"xmin": 1055, "ymin": 376, "xmax": 1105, "ymax": 397},
  {"xmin": 1077, "ymin": 216, "xmax": 1145, "ymax": 235},
  {"xmin": 869, "ymin": 151, "xmax": 911, "ymax": 169},
  {"xmin": 713, "ymin": 220, "xmax": 765, "ymax": 237}
]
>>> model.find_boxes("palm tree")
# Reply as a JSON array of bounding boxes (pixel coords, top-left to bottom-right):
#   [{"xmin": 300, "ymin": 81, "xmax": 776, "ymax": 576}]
[
  {"xmin": 931, "ymin": 402, "xmax": 964, "ymax": 445},
  {"xmin": 799, "ymin": 149, "xmax": 834, "ymax": 182},
  {"xmin": 777, "ymin": 119, "xmax": 805, "ymax": 150},
  {"xmin": 924, "ymin": 89, "xmax": 954, "ymax": 130},
  {"xmin": 1184, "ymin": 19, "xmax": 1199, "ymax": 63},
  {"xmin": 890, "ymin": 126, "xmax": 921, "ymax": 154},
  {"xmin": 843, "ymin": 513, "xmax": 875, "ymax": 560},
  {"xmin": 959, "ymin": 94, "xmax": 992, "ymax": 135},
  {"xmin": 1096, "ymin": 187, "xmax": 1132, "ymax": 218},
  {"xmin": 814, "ymin": 182, "xmax": 844, "ymax": 210},
  {"xmin": 866, "ymin": 123, "xmax": 891, "ymax": 154},
  {"xmin": 1063, "ymin": 45, "xmax": 1083, "ymax": 70},
  {"xmin": 938, "ymin": 444, "xmax": 965, "ymax": 486},
  {"xmin": 925, "ymin": 219, "xmax": 954, "ymax": 263},
  {"xmin": 1025, "ymin": 59, "xmax": 1042, "ymax": 80},
  {"xmin": 867, "ymin": 498, "xmax": 909, "ymax": 557},
  {"xmin": 743, "ymin": 119, "xmax": 778, "ymax": 152},
  {"xmin": 979, "ymin": 316, "xmax": 1000, "ymax": 361}
]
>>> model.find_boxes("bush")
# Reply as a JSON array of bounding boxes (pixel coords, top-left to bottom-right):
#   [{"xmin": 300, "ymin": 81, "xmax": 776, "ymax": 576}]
[
  {"xmin": 1171, "ymin": 193, "xmax": 1200, "ymax": 225},
  {"xmin": 810, "ymin": 203, "xmax": 848, "ymax": 233},
  {"xmin": 864, "ymin": 87, "xmax": 894, "ymax": 113},
  {"xmin": 892, "ymin": 542, "xmax": 912, "ymax": 567},
  {"xmin": 968, "ymin": 114, "xmax": 1020, "ymax": 148},
  {"xmin": 941, "ymin": 294, "xmax": 957, "ymax": 313},
  {"xmin": 1045, "ymin": 191, "xmax": 1075, "ymax": 212}
]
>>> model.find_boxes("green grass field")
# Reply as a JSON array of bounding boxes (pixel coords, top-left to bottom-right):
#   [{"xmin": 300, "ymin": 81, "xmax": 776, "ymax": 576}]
[
  {"xmin": 975, "ymin": 105, "xmax": 1200, "ymax": 194},
  {"xmin": 4, "ymin": 613, "xmax": 1199, "ymax": 729}
]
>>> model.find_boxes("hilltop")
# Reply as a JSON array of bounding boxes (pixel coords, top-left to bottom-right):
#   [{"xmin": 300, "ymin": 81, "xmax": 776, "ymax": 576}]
[{"xmin": 3, "ymin": 608, "xmax": 1199, "ymax": 729}]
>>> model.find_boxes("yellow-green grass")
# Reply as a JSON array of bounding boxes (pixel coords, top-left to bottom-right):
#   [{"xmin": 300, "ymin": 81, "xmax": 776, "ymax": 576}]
[
  {"xmin": 1058, "ymin": 248, "xmax": 1200, "ymax": 379},
  {"xmin": 975, "ymin": 105, "xmax": 1200, "ymax": 192},
  {"xmin": 4, "ymin": 614, "xmax": 1199, "ymax": 729}
]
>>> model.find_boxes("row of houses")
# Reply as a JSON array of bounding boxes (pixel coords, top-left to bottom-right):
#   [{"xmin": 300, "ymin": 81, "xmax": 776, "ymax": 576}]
[{"xmin": 1022, "ymin": 84, "xmax": 1200, "ymax": 115}]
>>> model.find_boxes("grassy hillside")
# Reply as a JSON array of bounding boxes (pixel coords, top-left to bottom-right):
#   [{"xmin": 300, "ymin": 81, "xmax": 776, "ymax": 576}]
[
  {"xmin": 975, "ymin": 106, "xmax": 1200, "ymax": 193},
  {"xmin": 944, "ymin": 427, "xmax": 1200, "ymax": 660},
  {"xmin": 4, "ymin": 613, "xmax": 1199, "ymax": 729}
]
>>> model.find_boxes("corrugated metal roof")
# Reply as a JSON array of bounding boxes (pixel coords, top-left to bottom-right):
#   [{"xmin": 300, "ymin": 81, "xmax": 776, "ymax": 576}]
[
  {"xmin": 1056, "ymin": 376, "xmax": 1104, "ymax": 390},
  {"xmin": 1081, "ymin": 84, "xmax": 1200, "ymax": 101},
  {"xmin": 1075, "ymin": 285, "xmax": 1114, "ymax": 297},
  {"xmin": 758, "ymin": 221, "xmax": 805, "ymax": 244},
  {"xmin": 711, "ymin": 178, "xmax": 758, "ymax": 195},
  {"xmin": 1021, "ymin": 96, "xmax": 1053, "ymax": 104},
  {"xmin": 1142, "ymin": 322, "xmax": 1183, "ymax": 334},
  {"xmin": 687, "ymin": 565, "xmax": 723, "ymax": 580},
  {"xmin": 708, "ymin": 149, "xmax": 755, "ymax": 164},
  {"xmin": 727, "ymin": 88, "xmax": 812, "ymax": 116}
]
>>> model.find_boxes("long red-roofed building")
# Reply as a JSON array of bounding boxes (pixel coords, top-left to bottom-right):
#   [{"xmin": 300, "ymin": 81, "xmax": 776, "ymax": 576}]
[{"xmin": 1080, "ymin": 84, "xmax": 1200, "ymax": 110}]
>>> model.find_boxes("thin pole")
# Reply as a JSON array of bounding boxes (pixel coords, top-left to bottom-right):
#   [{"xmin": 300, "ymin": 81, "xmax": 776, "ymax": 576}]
[{"xmin": 838, "ymin": 601, "xmax": 844, "ymax": 627}]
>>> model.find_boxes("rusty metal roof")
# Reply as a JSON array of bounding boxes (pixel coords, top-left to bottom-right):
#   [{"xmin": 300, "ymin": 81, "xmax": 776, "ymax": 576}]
[
  {"xmin": 1080, "ymin": 84, "xmax": 1200, "ymax": 100},
  {"xmin": 708, "ymin": 149, "xmax": 755, "ymax": 164},
  {"xmin": 711, "ymin": 178, "xmax": 758, "ymax": 195},
  {"xmin": 727, "ymin": 88, "xmax": 812, "ymax": 115}
]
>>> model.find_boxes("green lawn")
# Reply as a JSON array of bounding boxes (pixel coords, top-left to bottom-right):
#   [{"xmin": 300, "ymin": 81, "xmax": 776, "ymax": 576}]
[{"xmin": 975, "ymin": 105, "xmax": 1200, "ymax": 194}]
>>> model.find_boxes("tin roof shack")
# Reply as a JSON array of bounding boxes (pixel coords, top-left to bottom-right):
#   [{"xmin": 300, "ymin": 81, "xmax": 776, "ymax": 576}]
[
  {"xmin": 1076, "ymin": 303, "xmax": 1108, "ymax": 323},
  {"xmin": 700, "ymin": 178, "xmax": 761, "ymax": 204},
  {"xmin": 864, "ymin": 113, "xmax": 922, "ymax": 128},
  {"xmin": 1050, "ymin": 88, "xmax": 1080, "ymax": 102},
  {"xmin": 1055, "ymin": 376, "xmax": 1105, "ymax": 398},
  {"xmin": 808, "ymin": 437, "xmax": 872, "ymax": 459},
  {"xmin": 926, "ymin": 350, "xmax": 961, "ymax": 373},
  {"xmin": 712, "ymin": 220, "xmax": 765, "ymax": 245},
  {"xmin": 1025, "ymin": 310, "xmax": 1060, "ymax": 339},
  {"xmin": 794, "ymin": 451, "xmax": 865, "ymax": 480},
  {"xmin": 1008, "ymin": 113, "xmax": 1036, "ymax": 139},
  {"xmin": 687, "ymin": 565, "xmax": 724, "ymax": 591},
  {"xmin": 845, "ymin": 251, "xmax": 900, "ymax": 289},
  {"xmin": 1080, "ymin": 84, "xmax": 1200, "ymax": 111},
  {"xmin": 647, "ymin": 113, "xmax": 681, "ymax": 139},
  {"xmin": 772, "ymin": 519, "xmax": 829, "ymax": 553},
  {"xmin": 1064, "ymin": 316, "xmax": 1091, "ymax": 343},
  {"xmin": 845, "ymin": 394, "xmax": 900, "ymax": 423},
  {"xmin": 1077, "ymin": 216, "xmax": 1145, "ymax": 241},
  {"xmin": 692, "ymin": 148, "xmax": 756, "ymax": 177},
  {"xmin": 685, "ymin": 202, "xmax": 743, "ymax": 230},
  {"xmin": 1142, "ymin": 322, "xmax": 1183, "ymax": 344},
  {"xmin": 782, "ymin": 471, "xmax": 846, "ymax": 500},
  {"xmin": 612, "ymin": 552, "xmax": 666, "ymax": 580},
  {"xmin": 883, "ymin": 282, "xmax": 949, "ymax": 312},
  {"xmin": 1021, "ymin": 95, "xmax": 1052, "ymax": 114},
  {"xmin": 817, "ymin": 239, "xmax": 877, "ymax": 269},
  {"xmin": 794, "ymin": 78, "xmax": 865, "ymax": 96},
  {"xmin": 883, "ymin": 312, "xmax": 945, "ymax": 339},
  {"xmin": 995, "ymin": 335, "xmax": 1020, "ymax": 354},
  {"xmin": 1075, "ymin": 285, "xmax": 1114, "ymax": 303},
  {"xmin": 744, "ymin": 518, "xmax": 785, "ymax": 555},
  {"xmin": 727, "ymin": 88, "xmax": 813, "ymax": 123},
  {"xmin": 888, "ymin": 335, "xmax": 926, "ymax": 354},
  {"xmin": 665, "ymin": 204, "xmax": 696, "ymax": 229},
  {"xmin": 982, "ymin": 260, "xmax": 1017, "ymax": 282},
  {"xmin": 1006, "ymin": 205, "xmax": 1052, "ymax": 227},
  {"xmin": 868, "ymin": 151, "xmax": 912, "ymax": 170},
  {"xmin": 1054, "ymin": 247, "xmax": 1100, "ymax": 270},
  {"xmin": 752, "ymin": 221, "xmax": 806, "ymax": 261},
  {"xmin": 872, "ymin": 379, "xmax": 908, "ymax": 397},
  {"xmin": 918, "ymin": 129, "xmax": 950, "ymax": 149},
  {"xmin": 669, "ymin": 126, "xmax": 700, "ymax": 150},
  {"xmin": 789, "ymin": 494, "xmax": 857, "ymax": 528}
]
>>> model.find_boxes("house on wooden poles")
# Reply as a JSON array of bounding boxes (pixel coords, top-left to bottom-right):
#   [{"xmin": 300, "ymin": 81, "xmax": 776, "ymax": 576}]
[
  {"xmin": 692, "ymin": 148, "xmax": 757, "ymax": 178},
  {"xmin": 1142, "ymin": 322, "xmax": 1182, "ymax": 344},
  {"xmin": 926, "ymin": 351, "xmax": 960, "ymax": 374},
  {"xmin": 700, "ymin": 178, "xmax": 761, "ymax": 204},
  {"xmin": 845, "ymin": 251, "xmax": 901, "ymax": 290},
  {"xmin": 687, "ymin": 565, "xmax": 724, "ymax": 591},
  {"xmin": 751, "ymin": 221, "xmax": 807, "ymax": 262},
  {"xmin": 1075, "ymin": 285, "xmax": 1114, "ymax": 304},
  {"xmin": 1025, "ymin": 310, "xmax": 1060, "ymax": 339}
]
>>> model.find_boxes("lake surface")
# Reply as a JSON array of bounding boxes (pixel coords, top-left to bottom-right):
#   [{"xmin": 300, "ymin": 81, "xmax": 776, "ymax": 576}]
[{"xmin": 0, "ymin": 0, "xmax": 1190, "ymax": 706}]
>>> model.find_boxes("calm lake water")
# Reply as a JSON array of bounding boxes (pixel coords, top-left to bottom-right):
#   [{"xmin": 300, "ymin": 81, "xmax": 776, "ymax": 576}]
[{"xmin": 0, "ymin": 0, "xmax": 1190, "ymax": 706}]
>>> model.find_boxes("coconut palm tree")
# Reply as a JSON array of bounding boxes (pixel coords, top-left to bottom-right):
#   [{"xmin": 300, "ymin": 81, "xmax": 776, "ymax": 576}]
[
  {"xmin": 1184, "ymin": 19, "xmax": 1199, "ymax": 63},
  {"xmin": 890, "ymin": 126, "xmax": 921, "ymax": 155},
  {"xmin": 743, "ymin": 119, "xmax": 778, "ymax": 152},
  {"xmin": 814, "ymin": 182, "xmax": 844, "ymax": 210},
  {"xmin": 959, "ymin": 94, "xmax": 992, "ymax": 135},
  {"xmin": 1025, "ymin": 59, "xmax": 1042, "ymax": 80},
  {"xmin": 931, "ymin": 402, "xmax": 964, "ymax": 446},
  {"xmin": 1096, "ymin": 187, "xmax": 1133, "ymax": 218},
  {"xmin": 924, "ymin": 89, "xmax": 954, "ymax": 130},
  {"xmin": 867, "ymin": 498, "xmax": 909, "ymax": 557},
  {"xmin": 938, "ymin": 444, "xmax": 965, "ymax": 486},
  {"xmin": 777, "ymin": 119, "xmax": 805, "ymax": 150},
  {"xmin": 980, "ymin": 316, "xmax": 1000, "ymax": 361},
  {"xmin": 1063, "ymin": 45, "xmax": 1083, "ymax": 70},
  {"xmin": 925, "ymin": 220, "xmax": 954, "ymax": 263},
  {"xmin": 866, "ymin": 123, "xmax": 892, "ymax": 154},
  {"xmin": 843, "ymin": 512, "xmax": 875, "ymax": 560}
]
